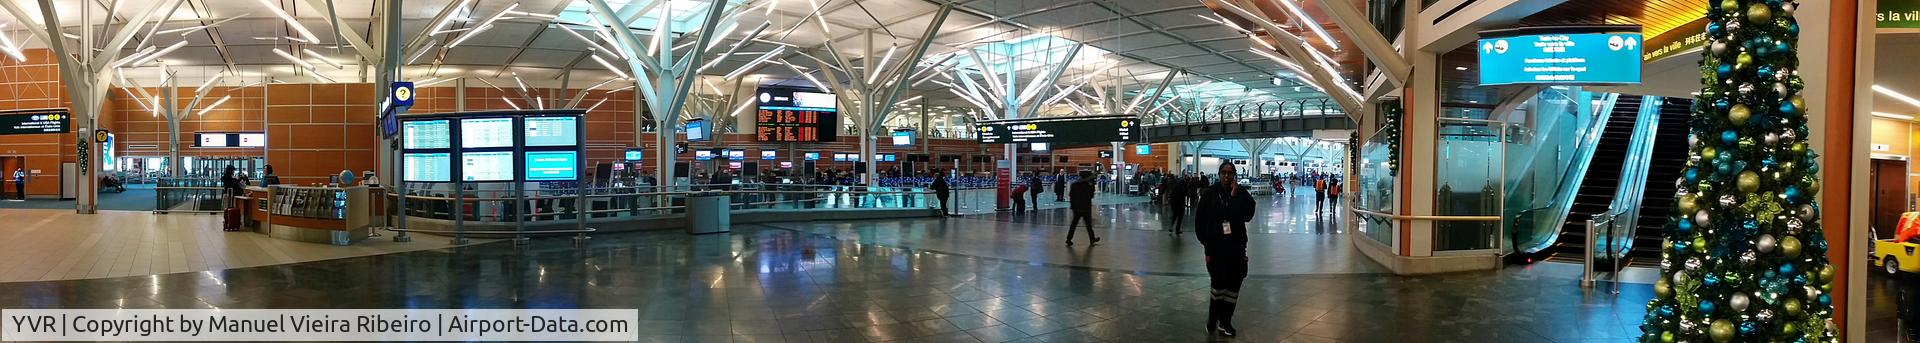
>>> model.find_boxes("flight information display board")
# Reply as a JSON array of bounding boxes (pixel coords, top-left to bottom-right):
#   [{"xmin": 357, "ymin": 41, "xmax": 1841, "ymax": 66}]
[
  {"xmin": 238, "ymin": 133, "xmax": 266, "ymax": 147},
  {"xmin": 460, "ymin": 118, "xmax": 515, "ymax": 148},
  {"xmin": 974, "ymin": 115, "xmax": 1136, "ymax": 144},
  {"xmin": 1478, "ymin": 30, "xmax": 1643, "ymax": 85},
  {"xmin": 461, "ymin": 151, "xmax": 514, "ymax": 181},
  {"xmin": 525, "ymin": 151, "xmax": 578, "ymax": 181},
  {"xmin": 195, "ymin": 132, "xmax": 267, "ymax": 148},
  {"xmin": 755, "ymin": 88, "xmax": 839, "ymax": 142},
  {"xmin": 403, "ymin": 153, "xmax": 451, "ymax": 182},
  {"xmin": 403, "ymin": 120, "xmax": 451, "ymax": 149},
  {"xmin": 523, "ymin": 116, "xmax": 578, "ymax": 146}
]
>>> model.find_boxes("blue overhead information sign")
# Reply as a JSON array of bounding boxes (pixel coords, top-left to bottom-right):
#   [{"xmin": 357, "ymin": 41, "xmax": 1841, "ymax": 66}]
[{"xmin": 1478, "ymin": 32, "xmax": 1643, "ymax": 86}]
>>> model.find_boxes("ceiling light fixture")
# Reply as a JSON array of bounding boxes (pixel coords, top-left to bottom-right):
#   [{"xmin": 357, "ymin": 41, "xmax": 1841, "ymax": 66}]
[
  {"xmin": 1875, "ymin": 112, "xmax": 1917, "ymax": 121},
  {"xmin": 303, "ymin": 49, "xmax": 344, "ymax": 69},
  {"xmin": 725, "ymin": 47, "xmax": 786, "ymax": 80},
  {"xmin": 272, "ymin": 48, "xmax": 319, "ymax": 71},
  {"xmin": 429, "ymin": 0, "xmax": 476, "ymax": 34},
  {"xmin": 197, "ymin": 95, "xmax": 231, "ymax": 116},
  {"xmin": 591, "ymin": 54, "xmax": 631, "ymax": 80},
  {"xmin": 867, "ymin": 45, "xmax": 898, "ymax": 84},
  {"xmin": 1275, "ymin": 0, "xmax": 1339, "ymax": 51},
  {"xmin": 258, "ymin": 0, "xmax": 321, "ymax": 43},
  {"xmin": 501, "ymin": 96, "xmax": 521, "ymax": 110},
  {"xmin": 130, "ymin": 41, "xmax": 190, "ymax": 67},
  {"xmin": 418, "ymin": 77, "xmax": 457, "ymax": 87},
  {"xmin": 406, "ymin": 39, "xmax": 438, "ymax": 65},
  {"xmin": 446, "ymin": 3, "xmax": 518, "ymax": 49},
  {"xmin": 1875, "ymin": 85, "xmax": 1920, "ymax": 108},
  {"xmin": 194, "ymin": 72, "xmax": 225, "ymax": 94}
]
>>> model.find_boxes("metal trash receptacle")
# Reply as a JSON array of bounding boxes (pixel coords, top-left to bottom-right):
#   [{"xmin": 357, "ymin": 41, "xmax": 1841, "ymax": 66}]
[{"xmin": 687, "ymin": 192, "xmax": 731, "ymax": 234}]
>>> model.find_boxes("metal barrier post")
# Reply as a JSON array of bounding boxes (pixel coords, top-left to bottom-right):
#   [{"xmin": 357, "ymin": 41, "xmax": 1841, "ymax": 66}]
[
  {"xmin": 1581, "ymin": 218, "xmax": 1595, "ymax": 288},
  {"xmin": 514, "ymin": 183, "xmax": 528, "ymax": 245},
  {"xmin": 575, "ymin": 179, "xmax": 588, "ymax": 245},
  {"xmin": 452, "ymin": 185, "xmax": 468, "ymax": 245}
]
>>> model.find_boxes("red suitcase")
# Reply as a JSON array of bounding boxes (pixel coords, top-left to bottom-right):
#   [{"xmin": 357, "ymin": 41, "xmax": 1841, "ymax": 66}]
[{"xmin": 223, "ymin": 206, "xmax": 242, "ymax": 231}]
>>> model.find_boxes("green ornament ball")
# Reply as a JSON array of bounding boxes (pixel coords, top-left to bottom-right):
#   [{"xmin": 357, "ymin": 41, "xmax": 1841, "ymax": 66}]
[
  {"xmin": 1737, "ymin": 171, "xmax": 1761, "ymax": 194},
  {"xmin": 1736, "ymin": 52, "xmax": 1754, "ymax": 70},
  {"xmin": 1729, "ymin": 105, "xmax": 1752, "ymax": 126},
  {"xmin": 1791, "ymin": 142, "xmax": 1809, "ymax": 155},
  {"xmin": 1679, "ymin": 195, "xmax": 1699, "ymax": 214},
  {"xmin": 1782, "ymin": 236, "xmax": 1803, "ymax": 257},
  {"xmin": 1710, "ymin": 320, "xmax": 1735, "ymax": 343},
  {"xmin": 1820, "ymin": 265, "xmax": 1837, "ymax": 282},
  {"xmin": 1807, "ymin": 178, "xmax": 1821, "ymax": 194},
  {"xmin": 1663, "ymin": 331, "xmax": 1676, "ymax": 343},
  {"xmin": 1720, "ymin": 0, "xmax": 1740, "ymax": 13},
  {"xmin": 1785, "ymin": 298, "xmax": 1804, "ymax": 316},
  {"xmin": 1704, "ymin": 146, "xmax": 1720, "ymax": 161},
  {"xmin": 1783, "ymin": 322, "xmax": 1800, "ymax": 336},
  {"xmin": 1790, "ymin": 95, "xmax": 1806, "ymax": 114},
  {"xmin": 1747, "ymin": 3, "xmax": 1774, "ymax": 24},
  {"xmin": 1694, "ymin": 237, "xmax": 1710, "ymax": 253},
  {"xmin": 1655, "ymin": 278, "xmax": 1673, "ymax": 298}
]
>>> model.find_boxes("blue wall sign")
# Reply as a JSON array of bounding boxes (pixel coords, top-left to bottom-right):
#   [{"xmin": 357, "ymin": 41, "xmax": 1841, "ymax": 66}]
[
  {"xmin": 1477, "ymin": 32, "xmax": 1643, "ymax": 86},
  {"xmin": 391, "ymin": 82, "xmax": 416, "ymax": 108}
]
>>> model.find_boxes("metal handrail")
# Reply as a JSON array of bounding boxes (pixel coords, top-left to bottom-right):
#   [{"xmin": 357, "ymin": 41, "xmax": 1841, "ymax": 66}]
[
  {"xmin": 1582, "ymin": 211, "xmax": 1625, "ymax": 294},
  {"xmin": 1350, "ymin": 208, "xmax": 1501, "ymax": 221}
]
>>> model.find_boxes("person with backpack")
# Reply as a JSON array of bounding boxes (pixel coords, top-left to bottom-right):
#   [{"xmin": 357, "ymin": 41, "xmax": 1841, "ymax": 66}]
[
  {"xmin": 1027, "ymin": 173, "xmax": 1044, "ymax": 211},
  {"xmin": 1314, "ymin": 177, "xmax": 1327, "ymax": 212}
]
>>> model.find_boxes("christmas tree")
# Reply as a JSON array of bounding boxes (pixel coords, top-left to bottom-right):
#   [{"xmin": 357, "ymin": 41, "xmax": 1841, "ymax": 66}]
[{"xmin": 1639, "ymin": 0, "xmax": 1836, "ymax": 342}]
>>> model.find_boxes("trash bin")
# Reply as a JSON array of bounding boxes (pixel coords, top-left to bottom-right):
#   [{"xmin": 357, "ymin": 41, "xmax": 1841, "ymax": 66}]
[{"xmin": 686, "ymin": 192, "xmax": 731, "ymax": 234}]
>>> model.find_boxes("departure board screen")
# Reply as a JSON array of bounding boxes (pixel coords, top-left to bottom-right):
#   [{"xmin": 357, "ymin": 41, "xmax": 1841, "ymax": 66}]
[
  {"xmin": 755, "ymin": 88, "xmax": 839, "ymax": 142},
  {"xmin": 402, "ymin": 120, "xmax": 451, "ymax": 149},
  {"xmin": 460, "ymin": 118, "xmax": 515, "ymax": 148},
  {"xmin": 403, "ymin": 153, "xmax": 451, "ymax": 182},
  {"xmin": 461, "ymin": 151, "xmax": 514, "ymax": 181},
  {"xmin": 523, "ymin": 116, "xmax": 578, "ymax": 146},
  {"xmin": 974, "ymin": 115, "xmax": 1136, "ymax": 144}
]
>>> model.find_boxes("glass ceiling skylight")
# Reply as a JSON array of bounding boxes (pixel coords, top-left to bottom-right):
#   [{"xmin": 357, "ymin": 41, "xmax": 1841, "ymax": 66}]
[
  {"xmin": 554, "ymin": 0, "xmax": 749, "ymax": 34},
  {"xmin": 940, "ymin": 33, "xmax": 1111, "ymax": 75}
]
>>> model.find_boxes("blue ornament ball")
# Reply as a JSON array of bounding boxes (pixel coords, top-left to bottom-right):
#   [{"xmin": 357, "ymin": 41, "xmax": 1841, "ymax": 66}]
[
  {"xmin": 1709, "ymin": 22, "xmax": 1724, "ymax": 36},
  {"xmin": 1677, "ymin": 219, "xmax": 1695, "ymax": 235},
  {"xmin": 1791, "ymin": 274, "xmax": 1808, "ymax": 287},
  {"xmin": 1659, "ymin": 304, "xmax": 1677, "ymax": 318},
  {"xmin": 1774, "ymin": 41, "xmax": 1791, "ymax": 56},
  {"xmin": 1721, "ymin": 130, "xmax": 1739, "ymax": 146},
  {"xmin": 1700, "ymin": 300, "xmax": 1717, "ymax": 313},
  {"xmin": 1673, "ymin": 241, "xmax": 1689, "ymax": 252},
  {"xmin": 1819, "ymin": 294, "xmax": 1832, "ymax": 306},
  {"xmin": 1785, "ymin": 186, "xmax": 1806, "ymax": 204},
  {"xmin": 1717, "ymin": 64, "xmax": 1734, "ymax": 79},
  {"xmin": 1705, "ymin": 274, "xmax": 1724, "ymax": 288},
  {"xmin": 1687, "ymin": 168, "xmax": 1700, "ymax": 184},
  {"xmin": 1780, "ymin": 263, "xmax": 1797, "ymax": 275},
  {"xmin": 1739, "ymin": 321, "xmax": 1758, "ymax": 336},
  {"xmin": 1757, "ymin": 66, "xmax": 1775, "ymax": 79},
  {"xmin": 1717, "ymin": 160, "xmax": 1734, "ymax": 176},
  {"xmin": 1779, "ymin": 100, "xmax": 1798, "ymax": 115},
  {"xmin": 1715, "ymin": 98, "xmax": 1732, "ymax": 110},
  {"xmin": 1789, "ymin": 22, "xmax": 1800, "ymax": 36}
]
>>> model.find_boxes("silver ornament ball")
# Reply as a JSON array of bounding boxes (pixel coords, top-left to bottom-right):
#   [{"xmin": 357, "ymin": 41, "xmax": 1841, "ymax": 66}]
[
  {"xmin": 1758, "ymin": 234, "xmax": 1777, "ymax": 253},
  {"xmin": 1731, "ymin": 293, "xmax": 1751, "ymax": 312}
]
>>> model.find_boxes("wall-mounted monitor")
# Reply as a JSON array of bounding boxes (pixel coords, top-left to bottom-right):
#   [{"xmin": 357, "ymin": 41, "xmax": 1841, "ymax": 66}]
[
  {"xmin": 525, "ymin": 151, "xmax": 579, "ymax": 181},
  {"xmin": 891, "ymin": 130, "xmax": 914, "ymax": 146},
  {"xmin": 523, "ymin": 116, "xmax": 578, "ymax": 147},
  {"xmin": 1136, "ymin": 144, "xmax": 1151, "ymax": 155},
  {"xmin": 685, "ymin": 119, "xmax": 710, "ymax": 142},
  {"xmin": 403, "ymin": 152, "xmax": 451, "ymax": 182},
  {"xmin": 882, "ymin": 154, "xmax": 897, "ymax": 162},
  {"xmin": 624, "ymin": 148, "xmax": 644, "ymax": 161},
  {"xmin": 695, "ymin": 150, "xmax": 715, "ymax": 160},
  {"xmin": 779, "ymin": 161, "xmax": 794, "ymax": 168},
  {"xmin": 974, "ymin": 115, "xmax": 1136, "ymax": 144},
  {"xmin": 1477, "ymin": 27, "xmax": 1643, "ymax": 86},
  {"xmin": 760, "ymin": 150, "xmax": 777, "ymax": 160},
  {"xmin": 804, "ymin": 152, "xmax": 821, "ymax": 161},
  {"xmin": 727, "ymin": 161, "xmax": 743, "ymax": 169},
  {"xmin": 1029, "ymin": 143, "xmax": 1049, "ymax": 151},
  {"xmin": 755, "ymin": 88, "xmax": 839, "ymax": 142},
  {"xmin": 403, "ymin": 120, "xmax": 451, "ymax": 149},
  {"xmin": 238, "ymin": 133, "xmax": 266, "ymax": 147},
  {"xmin": 461, "ymin": 151, "xmax": 515, "ymax": 181},
  {"xmin": 195, "ymin": 132, "xmax": 267, "ymax": 148},
  {"xmin": 725, "ymin": 149, "xmax": 745, "ymax": 160},
  {"xmin": 460, "ymin": 117, "xmax": 515, "ymax": 148}
]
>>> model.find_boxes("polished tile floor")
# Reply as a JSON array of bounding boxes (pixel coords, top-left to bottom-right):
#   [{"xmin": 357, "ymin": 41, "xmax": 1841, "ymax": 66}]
[{"xmin": 0, "ymin": 189, "xmax": 1668, "ymax": 342}]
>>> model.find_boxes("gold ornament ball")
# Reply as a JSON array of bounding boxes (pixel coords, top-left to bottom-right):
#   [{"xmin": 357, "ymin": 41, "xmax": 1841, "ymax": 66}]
[
  {"xmin": 1782, "ymin": 236, "xmax": 1803, "ymax": 258},
  {"xmin": 1737, "ymin": 171, "xmax": 1761, "ymax": 194},
  {"xmin": 1785, "ymin": 298, "xmax": 1804, "ymax": 316},
  {"xmin": 1729, "ymin": 105, "xmax": 1752, "ymax": 127},
  {"xmin": 1709, "ymin": 320, "xmax": 1736, "ymax": 343},
  {"xmin": 1820, "ymin": 265, "xmax": 1837, "ymax": 282},
  {"xmin": 1747, "ymin": 3, "xmax": 1774, "ymax": 24},
  {"xmin": 1790, "ymin": 95, "xmax": 1806, "ymax": 114},
  {"xmin": 1655, "ymin": 278, "xmax": 1673, "ymax": 298},
  {"xmin": 1679, "ymin": 195, "xmax": 1699, "ymax": 214},
  {"xmin": 1720, "ymin": 0, "xmax": 1740, "ymax": 13}
]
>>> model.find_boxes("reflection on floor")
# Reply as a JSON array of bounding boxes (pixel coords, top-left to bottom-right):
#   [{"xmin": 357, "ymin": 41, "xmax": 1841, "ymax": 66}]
[
  {"xmin": 0, "ymin": 183, "xmax": 158, "ymax": 211},
  {"xmin": 1868, "ymin": 271, "xmax": 1912, "ymax": 343},
  {"xmin": 0, "ymin": 209, "xmax": 485, "ymax": 282},
  {"xmin": 0, "ymin": 185, "xmax": 1665, "ymax": 342}
]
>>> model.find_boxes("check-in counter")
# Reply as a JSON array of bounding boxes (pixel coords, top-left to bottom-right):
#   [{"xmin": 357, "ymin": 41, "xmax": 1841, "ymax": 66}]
[{"xmin": 235, "ymin": 185, "xmax": 384, "ymax": 245}]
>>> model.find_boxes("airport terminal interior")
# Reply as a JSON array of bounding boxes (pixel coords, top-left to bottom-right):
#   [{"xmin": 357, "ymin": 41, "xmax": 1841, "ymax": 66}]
[{"xmin": 0, "ymin": 0, "xmax": 1912, "ymax": 341}]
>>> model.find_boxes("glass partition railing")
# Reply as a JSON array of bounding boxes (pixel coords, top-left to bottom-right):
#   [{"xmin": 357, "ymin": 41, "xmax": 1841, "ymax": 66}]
[
  {"xmin": 1505, "ymin": 88, "xmax": 1610, "ymax": 254},
  {"xmin": 1598, "ymin": 96, "xmax": 1666, "ymax": 258},
  {"xmin": 393, "ymin": 183, "xmax": 936, "ymax": 224},
  {"xmin": 1434, "ymin": 118, "xmax": 1508, "ymax": 252},
  {"xmin": 154, "ymin": 178, "xmax": 226, "ymax": 214},
  {"xmin": 1357, "ymin": 122, "xmax": 1398, "ymax": 246}
]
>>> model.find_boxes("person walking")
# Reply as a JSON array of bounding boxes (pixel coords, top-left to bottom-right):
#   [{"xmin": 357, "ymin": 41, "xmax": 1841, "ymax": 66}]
[
  {"xmin": 1314, "ymin": 176, "xmax": 1327, "ymax": 212},
  {"xmin": 1194, "ymin": 163, "xmax": 1254, "ymax": 337},
  {"xmin": 1053, "ymin": 170, "xmax": 1067, "ymax": 202},
  {"xmin": 1065, "ymin": 171, "xmax": 1099, "ymax": 245},
  {"xmin": 1026, "ymin": 173, "xmax": 1043, "ymax": 211},
  {"xmin": 1167, "ymin": 174, "xmax": 1190, "ymax": 235},
  {"xmin": 932, "ymin": 170, "xmax": 953, "ymax": 216}
]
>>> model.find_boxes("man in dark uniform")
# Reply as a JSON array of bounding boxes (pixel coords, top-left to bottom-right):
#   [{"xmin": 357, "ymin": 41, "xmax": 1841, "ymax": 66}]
[
  {"xmin": 1194, "ymin": 163, "xmax": 1254, "ymax": 337},
  {"xmin": 1026, "ymin": 173, "xmax": 1043, "ymax": 211},
  {"xmin": 1167, "ymin": 175, "xmax": 1189, "ymax": 235},
  {"xmin": 1065, "ymin": 171, "xmax": 1098, "ymax": 245},
  {"xmin": 1053, "ymin": 170, "xmax": 1067, "ymax": 202},
  {"xmin": 931, "ymin": 170, "xmax": 952, "ymax": 216}
]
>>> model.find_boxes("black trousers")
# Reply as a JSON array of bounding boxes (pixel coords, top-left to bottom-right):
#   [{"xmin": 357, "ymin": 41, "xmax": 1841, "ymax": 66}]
[
  {"xmin": 1169, "ymin": 204, "xmax": 1186, "ymax": 233},
  {"xmin": 1207, "ymin": 255, "xmax": 1247, "ymax": 329},
  {"xmin": 1067, "ymin": 211, "xmax": 1095, "ymax": 240},
  {"xmin": 1030, "ymin": 192, "xmax": 1040, "ymax": 210},
  {"xmin": 936, "ymin": 191, "xmax": 951, "ymax": 215},
  {"xmin": 13, "ymin": 182, "xmax": 21, "ymax": 200}
]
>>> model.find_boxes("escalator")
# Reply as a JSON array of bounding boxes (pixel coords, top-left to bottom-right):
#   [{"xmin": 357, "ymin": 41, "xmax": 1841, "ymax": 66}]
[
  {"xmin": 1540, "ymin": 95, "xmax": 1643, "ymax": 263},
  {"xmin": 1620, "ymin": 98, "xmax": 1694, "ymax": 266}
]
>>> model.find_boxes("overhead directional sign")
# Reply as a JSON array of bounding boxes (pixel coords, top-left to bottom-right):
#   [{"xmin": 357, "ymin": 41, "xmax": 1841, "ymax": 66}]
[
  {"xmin": 974, "ymin": 115, "xmax": 1136, "ymax": 144},
  {"xmin": 0, "ymin": 110, "xmax": 71, "ymax": 135},
  {"xmin": 1478, "ymin": 27, "xmax": 1644, "ymax": 86}
]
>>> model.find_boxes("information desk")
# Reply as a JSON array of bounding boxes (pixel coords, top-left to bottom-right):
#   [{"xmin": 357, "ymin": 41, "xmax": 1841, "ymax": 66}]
[{"xmin": 237, "ymin": 185, "xmax": 384, "ymax": 246}]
